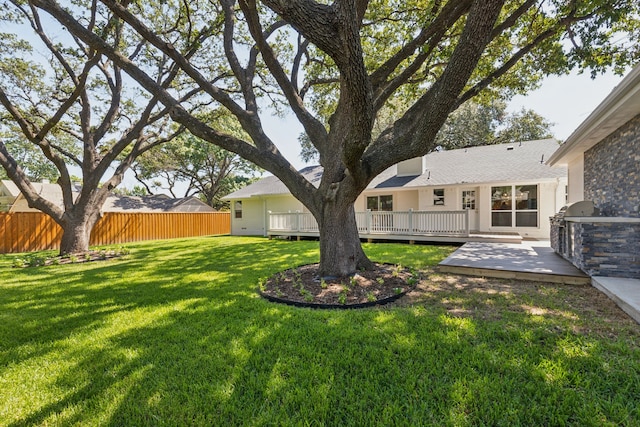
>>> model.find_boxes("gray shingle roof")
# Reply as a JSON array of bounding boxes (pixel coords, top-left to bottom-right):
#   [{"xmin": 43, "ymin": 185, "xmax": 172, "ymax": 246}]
[
  {"xmin": 222, "ymin": 165, "xmax": 323, "ymax": 199},
  {"xmin": 224, "ymin": 139, "xmax": 566, "ymax": 199},
  {"xmin": 369, "ymin": 138, "xmax": 566, "ymax": 188},
  {"xmin": 102, "ymin": 194, "xmax": 216, "ymax": 212}
]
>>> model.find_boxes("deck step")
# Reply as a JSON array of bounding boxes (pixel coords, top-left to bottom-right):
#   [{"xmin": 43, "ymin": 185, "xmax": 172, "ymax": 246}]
[{"xmin": 437, "ymin": 264, "xmax": 591, "ymax": 285}]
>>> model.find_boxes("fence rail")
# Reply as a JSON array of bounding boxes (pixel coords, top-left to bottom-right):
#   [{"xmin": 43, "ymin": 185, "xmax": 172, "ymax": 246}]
[
  {"xmin": 269, "ymin": 209, "xmax": 469, "ymax": 237},
  {"xmin": 0, "ymin": 211, "xmax": 230, "ymax": 254}
]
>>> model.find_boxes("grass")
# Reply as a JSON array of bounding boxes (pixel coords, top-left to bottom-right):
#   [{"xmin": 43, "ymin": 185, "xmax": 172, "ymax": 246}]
[{"xmin": 1, "ymin": 236, "xmax": 639, "ymax": 426}]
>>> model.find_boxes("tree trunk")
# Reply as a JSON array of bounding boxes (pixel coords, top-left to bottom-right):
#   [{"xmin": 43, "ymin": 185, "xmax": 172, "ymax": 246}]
[
  {"xmin": 317, "ymin": 199, "xmax": 373, "ymax": 278},
  {"xmin": 58, "ymin": 209, "xmax": 101, "ymax": 255}
]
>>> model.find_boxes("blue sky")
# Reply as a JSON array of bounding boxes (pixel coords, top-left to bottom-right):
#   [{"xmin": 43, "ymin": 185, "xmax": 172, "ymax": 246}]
[
  {"xmin": 509, "ymin": 69, "xmax": 628, "ymax": 143},
  {"xmin": 120, "ymin": 68, "xmax": 630, "ymax": 192},
  {"xmin": 259, "ymin": 69, "xmax": 629, "ymax": 171}
]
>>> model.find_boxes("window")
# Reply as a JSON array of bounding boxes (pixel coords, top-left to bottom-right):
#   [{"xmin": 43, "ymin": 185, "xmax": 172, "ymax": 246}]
[
  {"xmin": 491, "ymin": 185, "xmax": 538, "ymax": 227},
  {"xmin": 367, "ymin": 195, "xmax": 393, "ymax": 211},
  {"xmin": 462, "ymin": 190, "xmax": 476, "ymax": 210},
  {"xmin": 491, "ymin": 186, "xmax": 512, "ymax": 226},
  {"xmin": 515, "ymin": 185, "xmax": 538, "ymax": 227},
  {"xmin": 433, "ymin": 189, "xmax": 445, "ymax": 205},
  {"xmin": 234, "ymin": 201, "xmax": 242, "ymax": 219}
]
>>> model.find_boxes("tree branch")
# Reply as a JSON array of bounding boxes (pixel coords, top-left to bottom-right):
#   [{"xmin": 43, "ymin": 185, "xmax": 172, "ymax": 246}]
[
  {"xmin": 31, "ymin": 0, "xmax": 321, "ymax": 211},
  {"xmin": 369, "ymin": 0, "xmax": 472, "ymax": 90},
  {"xmin": 239, "ymin": 0, "xmax": 328, "ymax": 149},
  {"xmin": 363, "ymin": 0, "xmax": 506, "ymax": 181},
  {"xmin": 0, "ymin": 140, "xmax": 64, "ymax": 219}
]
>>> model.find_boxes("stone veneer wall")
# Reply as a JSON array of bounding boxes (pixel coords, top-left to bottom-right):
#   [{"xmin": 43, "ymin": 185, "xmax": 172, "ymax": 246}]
[
  {"xmin": 584, "ymin": 113, "xmax": 640, "ymax": 217},
  {"xmin": 563, "ymin": 221, "xmax": 640, "ymax": 279},
  {"xmin": 551, "ymin": 113, "xmax": 640, "ymax": 278}
]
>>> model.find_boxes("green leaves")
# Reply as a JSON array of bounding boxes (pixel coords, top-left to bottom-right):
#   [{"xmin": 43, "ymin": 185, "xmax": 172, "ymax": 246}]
[{"xmin": 435, "ymin": 100, "xmax": 554, "ymax": 149}]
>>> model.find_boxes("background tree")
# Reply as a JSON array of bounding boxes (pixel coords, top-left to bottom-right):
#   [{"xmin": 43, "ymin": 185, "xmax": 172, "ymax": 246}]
[
  {"xmin": 32, "ymin": 0, "xmax": 640, "ymax": 275},
  {"xmin": 132, "ymin": 112, "xmax": 261, "ymax": 209},
  {"xmin": 0, "ymin": 1, "xmax": 194, "ymax": 254},
  {"xmin": 435, "ymin": 100, "xmax": 554, "ymax": 149},
  {"xmin": 0, "ymin": 135, "xmax": 60, "ymax": 182},
  {"xmin": 495, "ymin": 107, "xmax": 555, "ymax": 144}
]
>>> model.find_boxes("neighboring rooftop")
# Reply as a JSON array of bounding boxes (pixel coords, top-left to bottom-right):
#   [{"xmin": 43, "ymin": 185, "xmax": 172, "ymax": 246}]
[
  {"xmin": 0, "ymin": 180, "xmax": 215, "ymax": 213},
  {"xmin": 103, "ymin": 194, "xmax": 215, "ymax": 213}
]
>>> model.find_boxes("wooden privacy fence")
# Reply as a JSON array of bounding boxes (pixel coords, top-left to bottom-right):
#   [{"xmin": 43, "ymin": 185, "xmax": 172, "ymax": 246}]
[{"xmin": 0, "ymin": 211, "xmax": 230, "ymax": 254}]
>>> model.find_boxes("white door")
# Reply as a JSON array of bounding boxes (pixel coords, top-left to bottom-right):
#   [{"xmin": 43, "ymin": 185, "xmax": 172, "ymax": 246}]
[{"xmin": 461, "ymin": 189, "xmax": 479, "ymax": 231}]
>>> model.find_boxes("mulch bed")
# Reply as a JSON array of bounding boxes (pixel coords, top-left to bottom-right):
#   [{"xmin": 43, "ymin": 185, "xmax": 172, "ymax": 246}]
[
  {"xmin": 259, "ymin": 263, "xmax": 417, "ymax": 308},
  {"xmin": 12, "ymin": 249, "xmax": 128, "ymax": 268}
]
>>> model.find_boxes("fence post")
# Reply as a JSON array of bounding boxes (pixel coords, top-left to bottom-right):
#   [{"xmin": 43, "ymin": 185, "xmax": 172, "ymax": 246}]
[
  {"xmin": 296, "ymin": 210, "xmax": 301, "ymax": 232},
  {"xmin": 366, "ymin": 209, "xmax": 372, "ymax": 234}
]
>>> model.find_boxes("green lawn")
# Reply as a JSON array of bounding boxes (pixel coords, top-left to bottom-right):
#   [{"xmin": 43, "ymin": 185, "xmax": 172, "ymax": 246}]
[{"xmin": 1, "ymin": 236, "xmax": 639, "ymax": 426}]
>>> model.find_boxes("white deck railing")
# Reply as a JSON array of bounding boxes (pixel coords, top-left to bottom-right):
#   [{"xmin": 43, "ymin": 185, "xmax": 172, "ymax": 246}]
[{"xmin": 269, "ymin": 209, "xmax": 470, "ymax": 236}]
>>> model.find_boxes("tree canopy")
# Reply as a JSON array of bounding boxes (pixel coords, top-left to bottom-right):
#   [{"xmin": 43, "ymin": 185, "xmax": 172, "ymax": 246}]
[
  {"xmin": 12, "ymin": 0, "xmax": 640, "ymax": 274},
  {"xmin": 132, "ymin": 111, "xmax": 261, "ymax": 209},
  {"xmin": 133, "ymin": 133, "xmax": 261, "ymax": 209},
  {"xmin": 0, "ymin": 0, "xmax": 185, "ymax": 253},
  {"xmin": 435, "ymin": 100, "xmax": 555, "ymax": 149}
]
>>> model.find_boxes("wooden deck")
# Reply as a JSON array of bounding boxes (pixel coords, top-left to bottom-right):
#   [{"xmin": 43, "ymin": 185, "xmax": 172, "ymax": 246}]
[
  {"xmin": 437, "ymin": 240, "xmax": 591, "ymax": 285},
  {"xmin": 268, "ymin": 230, "xmax": 523, "ymax": 244}
]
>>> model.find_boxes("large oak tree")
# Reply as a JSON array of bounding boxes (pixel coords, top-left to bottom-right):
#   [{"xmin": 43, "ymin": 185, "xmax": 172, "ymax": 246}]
[
  {"xmin": 0, "ymin": 0, "xmax": 198, "ymax": 254},
  {"xmin": 27, "ymin": 0, "xmax": 639, "ymax": 275}
]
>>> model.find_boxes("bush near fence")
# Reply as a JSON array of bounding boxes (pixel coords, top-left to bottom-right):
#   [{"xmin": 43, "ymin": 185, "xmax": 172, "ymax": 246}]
[{"xmin": 0, "ymin": 211, "xmax": 230, "ymax": 254}]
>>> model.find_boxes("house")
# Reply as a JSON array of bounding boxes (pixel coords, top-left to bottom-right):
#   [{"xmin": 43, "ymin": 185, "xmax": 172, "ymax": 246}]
[
  {"xmin": 0, "ymin": 180, "xmax": 73, "ymax": 212},
  {"xmin": 223, "ymin": 138, "xmax": 567, "ymax": 241},
  {"xmin": 101, "ymin": 194, "xmax": 216, "ymax": 213},
  {"xmin": 0, "ymin": 180, "xmax": 216, "ymax": 213},
  {"xmin": 548, "ymin": 64, "xmax": 640, "ymax": 279}
]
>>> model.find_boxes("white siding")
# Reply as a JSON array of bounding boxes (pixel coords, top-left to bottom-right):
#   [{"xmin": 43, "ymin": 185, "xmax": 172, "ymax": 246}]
[
  {"xmin": 395, "ymin": 191, "xmax": 419, "ymax": 211},
  {"xmin": 231, "ymin": 199, "xmax": 265, "ymax": 236},
  {"xmin": 230, "ymin": 195, "xmax": 304, "ymax": 236},
  {"xmin": 356, "ymin": 190, "xmax": 418, "ymax": 211},
  {"xmin": 266, "ymin": 195, "xmax": 304, "ymax": 213},
  {"xmin": 567, "ymin": 154, "xmax": 585, "ymax": 203},
  {"xmin": 396, "ymin": 158, "xmax": 424, "ymax": 176}
]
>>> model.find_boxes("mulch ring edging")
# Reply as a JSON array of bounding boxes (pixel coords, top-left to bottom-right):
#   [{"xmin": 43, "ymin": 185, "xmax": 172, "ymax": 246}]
[
  {"xmin": 258, "ymin": 262, "xmax": 418, "ymax": 309},
  {"xmin": 12, "ymin": 249, "xmax": 129, "ymax": 268}
]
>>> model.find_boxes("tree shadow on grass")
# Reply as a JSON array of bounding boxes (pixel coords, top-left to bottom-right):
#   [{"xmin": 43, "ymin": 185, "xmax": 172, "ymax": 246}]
[{"xmin": 2, "ymin": 237, "xmax": 639, "ymax": 425}]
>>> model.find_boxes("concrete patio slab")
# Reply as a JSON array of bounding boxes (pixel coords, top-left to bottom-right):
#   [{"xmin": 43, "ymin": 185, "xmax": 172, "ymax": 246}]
[
  {"xmin": 437, "ymin": 240, "xmax": 590, "ymax": 285},
  {"xmin": 438, "ymin": 241, "xmax": 640, "ymax": 323},
  {"xmin": 592, "ymin": 277, "xmax": 640, "ymax": 324}
]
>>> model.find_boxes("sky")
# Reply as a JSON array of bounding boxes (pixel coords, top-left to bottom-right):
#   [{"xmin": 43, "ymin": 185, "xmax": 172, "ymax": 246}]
[
  {"xmin": 237, "ymin": 69, "xmax": 629, "ymax": 171},
  {"xmin": 508, "ymin": 69, "xmax": 629, "ymax": 143},
  {"xmin": 119, "ymin": 69, "xmax": 630, "ymax": 192}
]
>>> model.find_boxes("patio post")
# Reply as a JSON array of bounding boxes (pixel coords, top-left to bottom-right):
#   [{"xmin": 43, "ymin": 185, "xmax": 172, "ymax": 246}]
[{"xmin": 366, "ymin": 209, "xmax": 372, "ymax": 234}]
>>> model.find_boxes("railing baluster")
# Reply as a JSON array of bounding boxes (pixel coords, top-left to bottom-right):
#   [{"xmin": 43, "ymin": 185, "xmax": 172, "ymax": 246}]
[{"xmin": 267, "ymin": 210, "xmax": 468, "ymax": 236}]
